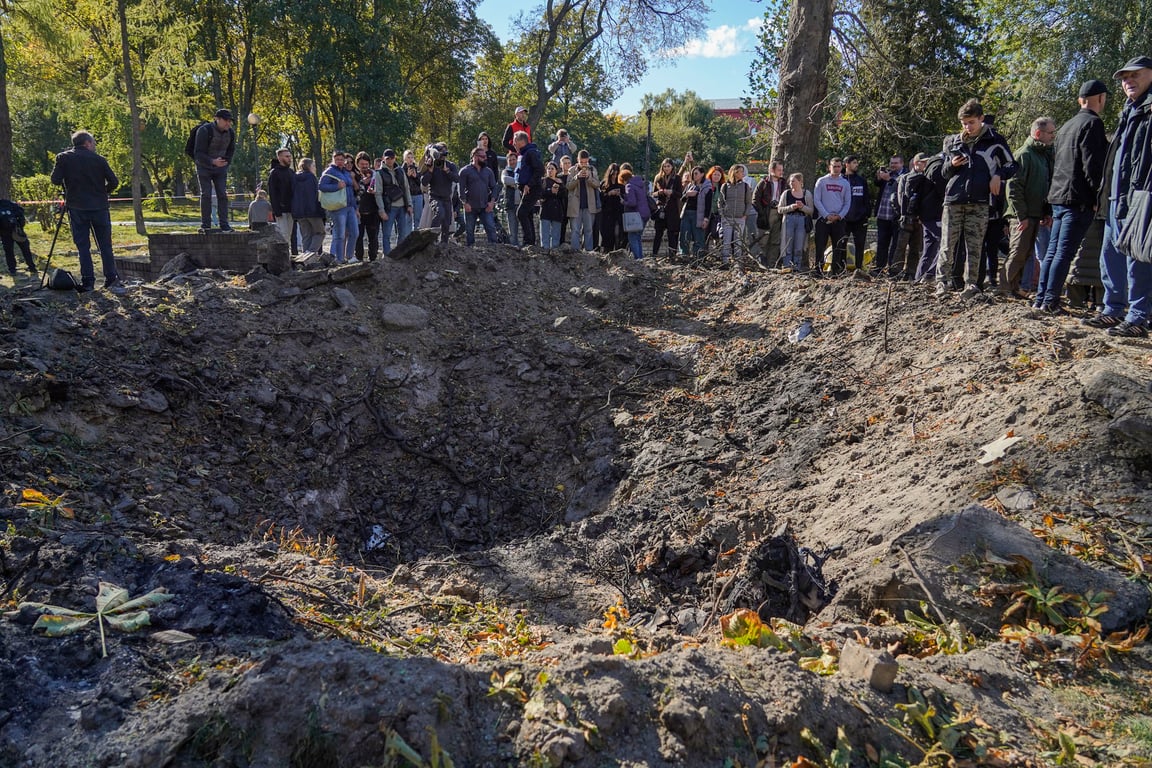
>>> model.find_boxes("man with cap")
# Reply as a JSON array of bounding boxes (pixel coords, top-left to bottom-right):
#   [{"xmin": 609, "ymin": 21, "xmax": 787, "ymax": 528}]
[
  {"xmin": 1084, "ymin": 56, "xmax": 1152, "ymax": 337},
  {"xmin": 193, "ymin": 108, "xmax": 237, "ymax": 232},
  {"xmin": 502, "ymin": 106, "xmax": 532, "ymax": 154},
  {"xmin": 375, "ymin": 149, "xmax": 413, "ymax": 256},
  {"xmin": 267, "ymin": 146, "xmax": 296, "ymax": 244},
  {"xmin": 1032, "ymin": 80, "xmax": 1109, "ymax": 313}
]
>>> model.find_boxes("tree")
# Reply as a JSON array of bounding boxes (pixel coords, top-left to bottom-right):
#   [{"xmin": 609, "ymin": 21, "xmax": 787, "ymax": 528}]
[
  {"xmin": 511, "ymin": 0, "xmax": 710, "ymax": 128},
  {"xmin": 0, "ymin": 7, "xmax": 11, "ymax": 199},
  {"xmin": 117, "ymin": 0, "xmax": 145, "ymax": 233},
  {"xmin": 769, "ymin": 0, "xmax": 835, "ymax": 177}
]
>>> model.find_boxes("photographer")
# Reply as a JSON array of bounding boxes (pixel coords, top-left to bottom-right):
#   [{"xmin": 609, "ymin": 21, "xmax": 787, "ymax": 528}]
[
  {"xmin": 49, "ymin": 130, "xmax": 121, "ymax": 292},
  {"xmin": 0, "ymin": 199, "xmax": 39, "ymax": 280},
  {"xmin": 419, "ymin": 142, "xmax": 459, "ymax": 243}
]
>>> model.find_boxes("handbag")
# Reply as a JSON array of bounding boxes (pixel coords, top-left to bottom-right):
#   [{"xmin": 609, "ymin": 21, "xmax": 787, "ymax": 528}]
[
  {"xmin": 622, "ymin": 211, "xmax": 644, "ymax": 233},
  {"xmin": 1117, "ymin": 189, "xmax": 1152, "ymax": 264},
  {"xmin": 318, "ymin": 173, "xmax": 347, "ymax": 211}
]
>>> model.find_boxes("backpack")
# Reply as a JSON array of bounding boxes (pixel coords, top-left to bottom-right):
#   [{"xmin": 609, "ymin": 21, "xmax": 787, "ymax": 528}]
[
  {"xmin": 184, "ymin": 121, "xmax": 209, "ymax": 159},
  {"xmin": 49, "ymin": 268, "xmax": 78, "ymax": 291}
]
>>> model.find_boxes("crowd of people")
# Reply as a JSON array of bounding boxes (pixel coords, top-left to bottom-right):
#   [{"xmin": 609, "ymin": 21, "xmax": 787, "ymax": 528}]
[{"xmin": 19, "ymin": 56, "xmax": 1152, "ymax": 327}]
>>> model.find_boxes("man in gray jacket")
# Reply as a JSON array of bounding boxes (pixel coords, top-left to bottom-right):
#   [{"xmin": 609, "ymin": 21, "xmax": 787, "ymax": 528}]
[
  {"xmin": 458, "ymin": 147, "xmax": 499, "ymax": 245},
  {"xmin": 193, "ymin": 108, "xmax": 236, "ymax": 232}
]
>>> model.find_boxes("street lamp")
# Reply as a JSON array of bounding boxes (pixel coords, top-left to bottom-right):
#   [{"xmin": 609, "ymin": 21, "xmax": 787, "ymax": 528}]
[
  {"xmin": 644, "ymin": 108, "xmax": 654, "ymax": 179},
  {"xmin": 247, "ymin": 112, "xmax": 260, "ymax": 195}
]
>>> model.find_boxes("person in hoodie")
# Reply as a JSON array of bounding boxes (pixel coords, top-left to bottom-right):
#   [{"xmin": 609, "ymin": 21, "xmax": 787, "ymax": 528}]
[
  {"xmin": 513, "ymin": 131, "xmax": 543, "ymax": 246},
  {"xmin": 619, "ymin": 164, "xmax": 650, "ymax": 260},
  {"xmin": 458, "ymin": 146, "xmax": 499, "ymax": 246},
  {"xmin": 1032, "ymin": 80, "xmax": 1109, "ymax": 314},
  {"xmin": 317, "ymin": 149, "xmax": 359, "ymax": 264},
  {"xmin": 267, "ymin": 147, "xmax": 296, "ymax": 244},
  {"xmin": 935, "ymin": 99, "xmax": 1015, "ymax": 298},
  {"xmin": 291, "ymin": 158, "xmax": 326, "ymax": 253}
]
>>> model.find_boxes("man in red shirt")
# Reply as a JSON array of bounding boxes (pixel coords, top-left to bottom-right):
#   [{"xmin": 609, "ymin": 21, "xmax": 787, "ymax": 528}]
[{"xmin": 502, "ymin": 106, "xmax": 531, "ymax": 153}]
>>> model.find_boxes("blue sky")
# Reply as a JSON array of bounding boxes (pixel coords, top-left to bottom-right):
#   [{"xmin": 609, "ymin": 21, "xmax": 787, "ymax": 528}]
[{"xmin": 474, "ymin": 0, "xmax": 768, "ymax": 116}]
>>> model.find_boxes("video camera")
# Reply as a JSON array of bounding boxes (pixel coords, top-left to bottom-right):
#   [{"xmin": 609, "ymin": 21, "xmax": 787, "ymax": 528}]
[{"xmin": 424, "ymin": 142, "xmax": 448, "ymax": 168}]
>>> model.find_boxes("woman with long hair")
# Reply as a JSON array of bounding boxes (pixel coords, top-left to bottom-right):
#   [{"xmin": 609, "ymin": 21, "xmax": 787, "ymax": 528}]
[
  {"xmin": 679, "ymin": 166, "xmax": 706, "ymax": 256},
  {"xmin": 700, "ymin": 165, "xmax": 725, "ymax": 252},
  {"xmin": 539, "ymin": 161, "xmax": 566, "ymax": 248},
  {"xmin": 651, "ymin": 157, "xmax": 682, "ymax": 259},
  {"xmin": 718, "ymin": 163, "xmax": 752, "ymax": 265},
  {"xmin": 777, "ymin": 172, "xmax": 814, "ymax": 271},
  {"xmin": 599, "ymin": 163, "xmax": 624, "ymax": 252}
]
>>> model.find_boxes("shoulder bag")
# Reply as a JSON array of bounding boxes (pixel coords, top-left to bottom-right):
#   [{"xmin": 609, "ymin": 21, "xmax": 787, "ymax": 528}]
[{"xmin": 318, "ymin": 173, "xmax": 347, "ymax": 211}]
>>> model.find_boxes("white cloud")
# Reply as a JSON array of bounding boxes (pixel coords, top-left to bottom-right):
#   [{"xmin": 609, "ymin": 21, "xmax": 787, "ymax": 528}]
[
  {"xmin": 745, "ymin": 17, "xmax": 763, "ymax": 32},
  {"xmin": 669, "ymin": 25, "xmax": 744, "ymax": 58}
]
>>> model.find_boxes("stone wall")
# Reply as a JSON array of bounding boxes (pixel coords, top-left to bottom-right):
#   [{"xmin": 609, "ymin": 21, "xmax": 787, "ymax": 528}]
[{"xmin": 118, "ymin": 230, "xmax": 291, "ymax": 281}]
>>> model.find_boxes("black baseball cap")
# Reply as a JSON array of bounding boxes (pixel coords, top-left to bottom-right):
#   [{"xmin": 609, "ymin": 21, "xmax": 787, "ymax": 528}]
[
  {"xmin": 1113, "ymin": 56, "xmax": 1152, "ymax": 78},
  {"xmin": 1079, "ymin": 79, "xmax": 1110, "ymax": 98},
  {"xmin": 215, "ymin": 108, "xmax": 234, "ymax": 121},
  {"xmin": 382, "ymin": 149, "xmax": 396, "ymax": 158}
]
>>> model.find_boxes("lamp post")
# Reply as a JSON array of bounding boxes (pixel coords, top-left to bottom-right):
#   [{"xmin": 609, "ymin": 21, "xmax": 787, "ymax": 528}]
[
  {"xmin": 644, "ymin": 108, "xmax": 654, "ymax": 179},
  {"xmin": 247, "ymin": 112, "xmax": 260, "ymax": 195}
]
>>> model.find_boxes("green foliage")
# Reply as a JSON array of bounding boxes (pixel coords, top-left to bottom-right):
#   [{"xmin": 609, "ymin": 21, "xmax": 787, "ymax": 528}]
[
  {"xmin": 13, "ymin": 582, "xmax": 174, "ymax": 657},
  {"xmin": 9, "ymin": 175, "xmax": 61, "ymax": 230}
]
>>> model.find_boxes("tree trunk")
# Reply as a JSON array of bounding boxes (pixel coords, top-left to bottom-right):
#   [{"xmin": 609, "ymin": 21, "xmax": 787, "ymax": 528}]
[
  {"xmin": 772, "ymin": 0, "xmax": 835, "ymax": 181},
  {"xmin": 118, "ymin": 0, "xmax": 147, "ymax": 235},
  {"xmin": 0, "ymin": 25, "xmax": 12, "ymax": 200}
]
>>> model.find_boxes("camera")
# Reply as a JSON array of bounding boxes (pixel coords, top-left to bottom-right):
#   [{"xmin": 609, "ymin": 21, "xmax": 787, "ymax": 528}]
[{"xmin": 424, "ymin": 143, "xmax": 446, "ymax": 168}]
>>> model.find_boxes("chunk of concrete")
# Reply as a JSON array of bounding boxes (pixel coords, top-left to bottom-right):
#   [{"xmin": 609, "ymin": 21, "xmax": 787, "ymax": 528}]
[{"xmin": 839, "ymin": 639, "xmax": 898, "ymax": 692}]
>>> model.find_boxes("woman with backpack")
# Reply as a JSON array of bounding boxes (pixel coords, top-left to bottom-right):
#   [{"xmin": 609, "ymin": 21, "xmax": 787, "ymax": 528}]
[{"xmin": 317, "ymin": 150, "xmax": 358, "ymax": 264}]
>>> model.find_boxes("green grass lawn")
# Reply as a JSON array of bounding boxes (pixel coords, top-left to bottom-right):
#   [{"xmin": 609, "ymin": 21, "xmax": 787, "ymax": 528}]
[{"xmin": 3, "ymin": 197, "xmax": 256, "ymax": 289}]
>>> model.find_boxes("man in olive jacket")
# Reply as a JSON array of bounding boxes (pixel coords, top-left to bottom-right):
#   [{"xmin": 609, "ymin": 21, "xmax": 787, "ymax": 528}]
[{"xmin": 999, "ymin": 117, "xmax": 1055, "ymax": 296}]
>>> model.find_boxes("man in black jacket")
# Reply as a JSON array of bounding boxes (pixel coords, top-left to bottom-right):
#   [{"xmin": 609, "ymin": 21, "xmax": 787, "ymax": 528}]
[
  {"xmin": 267, "ymin": 147, "xmax": 295, "ymax": 245},
  {"xmin": 193, "ymin": 108, "xmax": 236, "ymax": 232},
  {"xmin": 49, "ymin": 130, "xmax": 121, "ymax": 292},
  {"xmin": 842, "ymin": 156, "xmax": 872, "ymax": 272},
  {"xmin": 1032, "ymin": 81, "xmax": 1109, "ymax": 313},
  {"xmin": 1088, "ymin": 57, "xmax": 1152, "ymax": 337}
]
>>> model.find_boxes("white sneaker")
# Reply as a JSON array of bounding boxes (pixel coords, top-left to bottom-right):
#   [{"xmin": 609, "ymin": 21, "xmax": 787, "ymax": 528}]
[{"xmin": 346, "ymin": 257, "xmax": 360, "ymax": 264}]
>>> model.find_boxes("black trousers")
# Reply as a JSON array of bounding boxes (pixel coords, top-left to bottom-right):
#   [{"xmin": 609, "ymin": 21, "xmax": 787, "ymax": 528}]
[
  {"xmin": 844, "ymin": 218, "xmax": 867, "ymax": 269},
  {"xmin": 356, "ymin": 212, "xmax": 381, "ymax": 261},
  {"xmin": 813, "ymin": 217, "xmax": 847, "ymax": 273},
  {"xmin": 517, "ymin": 186, "xmax": 539, "ymax": 246}
]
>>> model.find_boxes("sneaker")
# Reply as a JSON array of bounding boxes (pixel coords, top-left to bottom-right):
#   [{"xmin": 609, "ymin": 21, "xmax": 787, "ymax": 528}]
[
  {"xmin": 934, "ymin": 282, "xmax": 949, "ymax": 297},
  {"xmin": 105, "ymin": 278, "xmax": 126, "ymax": 295},
  {"xmin": 959, "ymin": 284, "xmax": 982, "ymax": 300},
  {"xmin": 219, "ymin": 225, "xmax": 234, "ymax": 233},
  {"xmin": 1041, "ymin": 303, "xmax": 1067, "ymax": 316},
  {"xmin": 1082, "ymin": 313, "xmax": 1122, "ymax": 328},
  {"xmin": 1107, "ymin": 320, "xmax": 1149, "ymax": 338},
  {"xmin": 197, "ymin": 226, "xmax": 214, "ymax": 234},
  {"xmin": 77, "ymin": 283, "xmax": 94, "ymax": 293},
  {"xmin": 346, "ymin": 257, "xmax": 360, "ymax": 264}
]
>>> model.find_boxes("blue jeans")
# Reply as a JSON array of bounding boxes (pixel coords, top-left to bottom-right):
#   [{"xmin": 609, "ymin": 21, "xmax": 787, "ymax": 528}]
[
  {"xmin": 464, "ymin": 209, "xmax": 498, "ymax": 245},
  {"xmin": 69, "ymin": 208, "xmax": 117, "ymax": 288},
  {"xmin": 627, "ymin": 228, "xmax": 643, "ymax": 259},
  {"xmin": 781, "ymin": 213, "xmax": 807, "ymax": 269},
  {"xmin": 197, "ymin": 166, "xmax": 230, "ymax": 229},
  {"xmin": 381, "ymin": 206, "xmax": 411, "ymax": 255},
  {"xmin": 1020, "ymin": 222, "xmax": 1050, "ymax": 291},
  {"xmin": 540, "ymin": 218, "xmax": 562, "ymax": 248},
  {"xmin": 410, "ymin": 194, "xmax": 424, "ymax": 230},
  {"xmin": 1036, "ymin": 205, "xmax": 1093, "ymax": 307},
  {"xmin": 1101, "ymin": 215, "xmax": 1129, "ymax": 318},
  {"xmin": 570, "ymin": 209, "xmax": 594, "ymax": 250},
  {"xmin": 680, "ymin": 213, "xmax": 704, "ymax": 255},
  {"xmin": 329, "ymin": 206, "xmax": 358, "ymax": 263}
]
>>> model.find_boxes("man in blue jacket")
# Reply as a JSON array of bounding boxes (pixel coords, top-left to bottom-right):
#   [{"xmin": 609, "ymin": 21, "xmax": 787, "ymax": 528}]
[
  {"xmin": 193, "ymin": 108, "xmax": 236, "ymax": 232},
  {"xmin": 513, "ymin": 131, "xmax": 543, "ymax": 247},
  {"xmin": 1092, "ymin": 56, "xmax": 1152, "ymax": 337}
]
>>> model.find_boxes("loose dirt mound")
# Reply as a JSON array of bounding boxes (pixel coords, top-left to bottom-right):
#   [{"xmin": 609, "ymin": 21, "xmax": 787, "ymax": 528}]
[{"xmin": 1, "ymin": 240, "xmax": 1150, "ymax": 767}]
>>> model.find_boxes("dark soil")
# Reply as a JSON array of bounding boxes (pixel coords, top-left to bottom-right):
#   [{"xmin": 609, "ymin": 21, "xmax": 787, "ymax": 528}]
[{"xmin": 2, "ymin": 238, "xmax": 1151, "ymax": 767}]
